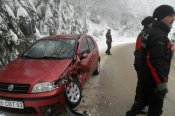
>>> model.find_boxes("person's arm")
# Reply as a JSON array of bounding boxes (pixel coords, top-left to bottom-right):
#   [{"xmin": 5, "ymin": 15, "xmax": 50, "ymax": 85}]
[
  {"xmin": 147, "ymin": 34, "xmax": 168, "ymax": 94},
  {"xmin": 134, "ymin": 34, "xmax": 142, "ymax": 71},
  {"xmin": 147, "ymin": 35, "xmax": 167, "ymax": 84}
]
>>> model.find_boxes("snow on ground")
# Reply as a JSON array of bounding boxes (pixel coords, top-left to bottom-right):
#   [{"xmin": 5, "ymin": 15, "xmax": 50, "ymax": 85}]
[
  {"xmin": 87, "ymin": 19, "xmax": 136, "ymax": 50},
  {"xmin": 87, "ymin": 18, "xmax": 175, "ymax": 51}
]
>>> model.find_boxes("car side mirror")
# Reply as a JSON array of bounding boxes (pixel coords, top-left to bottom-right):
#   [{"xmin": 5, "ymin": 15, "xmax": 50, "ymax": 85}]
[{"xmin": 80, "ymin": 53, "xmax": 88, "ymax": 60}]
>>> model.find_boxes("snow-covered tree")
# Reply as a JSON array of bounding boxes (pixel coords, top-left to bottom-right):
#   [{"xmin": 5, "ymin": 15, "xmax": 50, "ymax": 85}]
[{"xmin": 0, "ymin": 0, "xmax": 86, "ymax": 67}]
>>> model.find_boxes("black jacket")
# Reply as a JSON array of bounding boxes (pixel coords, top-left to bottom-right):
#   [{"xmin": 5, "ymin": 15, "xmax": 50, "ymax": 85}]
[
  {"xmin": 134, "ymin": 27, "xmax": 149, "ymax": 71},
  {"xmin": 106, "ymin": 32, "xmax": 112, "ymax": 43},
  {"xmin": 140, "ymin": 21, "xmax": 172, "ymax": 86}
]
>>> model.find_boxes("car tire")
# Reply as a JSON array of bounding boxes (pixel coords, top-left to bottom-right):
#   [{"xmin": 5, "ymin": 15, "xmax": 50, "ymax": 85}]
[
  {"xmin": 65, "ymin": 79, "xmax": 82, "ymax": 108},
  {"xmin": 93, "ymin": 61, "xmax": 100, "ymax": 75}
]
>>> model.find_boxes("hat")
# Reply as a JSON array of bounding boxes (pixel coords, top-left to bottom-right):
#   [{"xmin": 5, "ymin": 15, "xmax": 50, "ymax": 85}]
[
  {"xmin": 141, "ymin": 16, "xmax": 155, "ymax": 26},
  {"xmin": 107, "ymin": 29, "xmax": 111, "ymax": 33},
  {"xmin": 153, "ymin": 5, "xmax": 175, "ymax": 21}
]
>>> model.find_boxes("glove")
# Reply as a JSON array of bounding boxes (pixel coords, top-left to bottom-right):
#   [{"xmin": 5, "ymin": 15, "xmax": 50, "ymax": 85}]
[
  {"xmin": 156, "ymin": 82, "xmax": 168, "ymax": 93},
  {"xmin": 156, "ymin": 82, "xmax": 168, "ymax": 99}
]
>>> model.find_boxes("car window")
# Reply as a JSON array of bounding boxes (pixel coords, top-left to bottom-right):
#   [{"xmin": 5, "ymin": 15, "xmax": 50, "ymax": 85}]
[
  {"xmin": 23, "ymin": 39, "xmax": 76, "ymax": 59},
  {"xmin": 86, "ymin": 37, "xmax": 95, "ymax": 51},
  {"xmin": 80, "ymin": 37, "xmax": 89, "ymax": 54}
]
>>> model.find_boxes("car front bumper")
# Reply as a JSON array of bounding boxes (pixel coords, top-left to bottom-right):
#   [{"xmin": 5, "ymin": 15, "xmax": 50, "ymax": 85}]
[{"xmin": 0, "ymin": 88, "xmax": 65, "ymax": 115}]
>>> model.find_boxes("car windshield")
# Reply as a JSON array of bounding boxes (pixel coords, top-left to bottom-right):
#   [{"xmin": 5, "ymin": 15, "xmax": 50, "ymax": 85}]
[{"xmin": 23, "ymin": 39, "xmax": 76, "ymax": 59}]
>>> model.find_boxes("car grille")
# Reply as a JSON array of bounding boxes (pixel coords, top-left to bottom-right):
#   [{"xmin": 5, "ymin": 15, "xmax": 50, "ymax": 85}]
[{"xmin": 0, "ymin": 82, "xmax": 30, "ymax": 94}]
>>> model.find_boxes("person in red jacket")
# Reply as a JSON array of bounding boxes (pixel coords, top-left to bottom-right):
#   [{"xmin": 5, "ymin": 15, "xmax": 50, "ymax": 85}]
[
  {"xmin": 127, "ymin": 5, "xmax": 175, "ymax": 116},
  {"xmin": 126, "ymin": 16, "xmax": 155, "ymax": 116}
]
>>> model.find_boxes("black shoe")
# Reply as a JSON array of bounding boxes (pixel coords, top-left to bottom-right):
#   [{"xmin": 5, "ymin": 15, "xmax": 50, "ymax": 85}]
[
  {"xmin": 106, "ymin": 52, "xmax": 111, "ymax": 55},
  {"xmin": 139, "ymin": 106, "xmax": 148, "ymax": 114},
  {"xmin": 126, "ymin": 111, "xmax": 136, "ymax": 116}
]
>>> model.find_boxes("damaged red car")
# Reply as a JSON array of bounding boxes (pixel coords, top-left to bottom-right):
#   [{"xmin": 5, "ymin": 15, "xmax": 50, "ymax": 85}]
[{"xmin": 0, "ymin": 34, "xmax": 100, "ymax": 115}]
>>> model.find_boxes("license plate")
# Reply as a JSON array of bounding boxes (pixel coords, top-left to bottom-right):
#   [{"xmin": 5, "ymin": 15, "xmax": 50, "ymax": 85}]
[{"xmin": 0, "ymin": 99, "xmax": 24, "ymax": 109}]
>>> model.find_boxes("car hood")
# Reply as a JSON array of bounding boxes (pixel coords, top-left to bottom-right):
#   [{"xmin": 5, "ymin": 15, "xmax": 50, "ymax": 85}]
[{"xmin": 0, "ymin": 58, "xmax": 72, "ymax": 84}]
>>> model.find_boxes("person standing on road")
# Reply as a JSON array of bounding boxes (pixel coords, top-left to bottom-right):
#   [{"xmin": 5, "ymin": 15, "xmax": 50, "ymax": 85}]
[
  {"xmin": 127, "ymin": 5, "xmax": 175, "ymax": 116},
  {"xmin": 126, "ymin": 16, "xmax": 155, "ymax": 116},
  {"xmin": 105, "ymin": 29, "xmax": 112, "ymax": 55}
]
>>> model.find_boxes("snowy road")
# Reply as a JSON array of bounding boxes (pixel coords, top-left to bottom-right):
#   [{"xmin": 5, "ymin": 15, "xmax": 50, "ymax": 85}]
[
  {"xmin": 0, "ymin": 43, "xmax": 175, "ymax": 116},
  {"xmin": 94, "ymin": 43, "xmax": 175, "ymax": 116}
]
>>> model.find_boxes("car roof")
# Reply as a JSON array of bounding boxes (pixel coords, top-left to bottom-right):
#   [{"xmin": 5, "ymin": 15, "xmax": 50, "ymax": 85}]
[{"xmin": 42, "ymin": 34, "xmax": 83, "ymax": 40}]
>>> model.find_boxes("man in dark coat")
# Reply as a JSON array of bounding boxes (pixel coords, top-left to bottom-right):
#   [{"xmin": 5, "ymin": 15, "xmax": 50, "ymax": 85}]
[
  {"xmin": 126, "ymin": 16, "xmax": 155, "ymax": 116},
  {"xmin": 105, "ymin": 29, "xmax": 112, "ymax": 55},
  {"xmin": 126, "ymin": 5, "xmax": 175, "ymax": 116},
  {"xmin": 134, "ymin": 16, "xmax": 155, "ymax": 73}
]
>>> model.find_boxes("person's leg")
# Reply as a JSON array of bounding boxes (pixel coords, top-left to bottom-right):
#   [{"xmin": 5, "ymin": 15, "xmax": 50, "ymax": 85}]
[
  {"xmin": 106, "ymin": 42, "xmax": 109, "ymax": 54},
  {"xmin": 126, "ymin": 80, "xmax": 146, "ymax": 116},
  {"xmin": 106, "ymin": 42, "xmax": 111, "ymax": 55},
  {"xmin": 134, "ymin": 78, "xmax": 142, "ymax": 101},
  {"xmin": 135, "ymin": 75, "xmax": 149, "ymax": 114},
  {"xmin": 148, "ymin": 91, "xmax": 165, "ymax": 116},
  {"xmin": 126, "ymin": 101, "xmax": 145, "ymax": 115},
  {"xmin": 108, "ymin": 42, "xmax": 111, "ymax": 54}
]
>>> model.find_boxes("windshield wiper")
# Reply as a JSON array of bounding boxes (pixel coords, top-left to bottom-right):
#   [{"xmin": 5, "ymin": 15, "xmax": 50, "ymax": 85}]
[
  {"xmin": 22, "ymin": 55, "xmax": 36, "ymax": 59},
  {"xmin": 22, "ymin": 55, "xmax": 70, "ymax": 60},
  {"xmin": 35, "ymin": 56, "xmax": 65, "ymax": 60}
]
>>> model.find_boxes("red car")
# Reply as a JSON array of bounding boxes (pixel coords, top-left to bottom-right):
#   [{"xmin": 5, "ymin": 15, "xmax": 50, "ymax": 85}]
[{"xmin": 0, "ymin": 34, "xmax": 100, "ymax": 115}]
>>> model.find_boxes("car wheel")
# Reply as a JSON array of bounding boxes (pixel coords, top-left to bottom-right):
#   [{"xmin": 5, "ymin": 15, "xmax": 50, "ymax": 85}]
[
  {"xmin": 65, "ymin": 80, "xmax": 82, "ymax": 108},
  {"xmin": 93, "ymin": 61, "xmax": 100, "ymax": 75}
]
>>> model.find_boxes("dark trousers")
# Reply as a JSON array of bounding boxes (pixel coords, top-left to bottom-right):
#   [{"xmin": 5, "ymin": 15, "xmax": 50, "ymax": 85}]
[
  {"xmin": 134, "ymin": 73, "xmax": 146, "ymax": 102},
  {"xmin": 106, "ymin": 42, "xmax": 111, "ymax": 54},
  {"xmin": 145, "ymin": 85, "xmax": 165, "ymax": 116},
  {"xmin": 130, "ymin": 80, "xmax": 165, "ymax": 116},
  {"xmin": 130, "ymin": 76, "xmax": 147, "ymax": 114}
]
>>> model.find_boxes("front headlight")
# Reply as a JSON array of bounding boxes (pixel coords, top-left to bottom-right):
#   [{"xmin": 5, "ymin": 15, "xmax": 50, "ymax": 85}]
[{"xmin": 31, "ymin": 82, "xmax": 57, "ymax": 93}]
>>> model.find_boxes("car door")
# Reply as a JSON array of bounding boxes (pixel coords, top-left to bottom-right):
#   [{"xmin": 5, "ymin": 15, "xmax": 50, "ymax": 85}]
[
  {"xmin": 78, "ymin": 36, "xmax": 91, "ymax": 84},
  {"xmin": 86, "ymin": 35, "xmax": 99, "ymax": 75}
]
